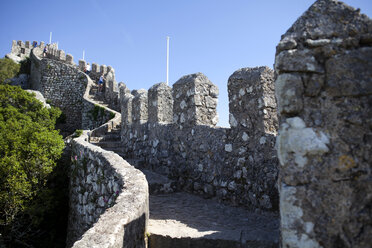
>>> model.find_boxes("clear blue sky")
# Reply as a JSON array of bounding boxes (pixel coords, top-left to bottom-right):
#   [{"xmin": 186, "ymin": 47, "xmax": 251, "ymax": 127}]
[{"xmin": 1, "ymin": 0, "xmax": 371, "ymax": 127}]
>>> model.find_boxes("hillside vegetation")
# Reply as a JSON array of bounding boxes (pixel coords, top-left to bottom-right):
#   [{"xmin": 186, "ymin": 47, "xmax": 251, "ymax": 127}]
[{"xmin": 0, "ymin": 58, "xmax": 67, "ymax": 247}]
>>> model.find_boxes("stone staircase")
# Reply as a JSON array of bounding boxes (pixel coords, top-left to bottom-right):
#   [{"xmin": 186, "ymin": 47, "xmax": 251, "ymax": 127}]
[{"xmin": 87, "ymin": 81, "xmax": 279, "ymax": 248}]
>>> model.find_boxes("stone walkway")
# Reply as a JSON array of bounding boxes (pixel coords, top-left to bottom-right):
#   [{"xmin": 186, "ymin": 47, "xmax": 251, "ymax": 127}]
[
  {"xmin": 87, "ymin": 81, "xmax": 279, "ymax": 248},
  {"xmin": 148, "ymin": 192, "xmax": 279, "ymax": 248}
]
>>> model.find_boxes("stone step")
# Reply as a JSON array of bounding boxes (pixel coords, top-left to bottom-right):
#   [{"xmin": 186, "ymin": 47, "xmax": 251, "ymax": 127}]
[{"xmin": 148, "ymin": 193, "xmax": 279, "ymax": 248}]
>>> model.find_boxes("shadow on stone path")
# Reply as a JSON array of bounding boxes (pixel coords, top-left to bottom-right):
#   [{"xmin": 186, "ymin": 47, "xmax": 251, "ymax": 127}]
[{"xmin": 148, "ymin": 192, "xmax": 279, "ymax": 248}]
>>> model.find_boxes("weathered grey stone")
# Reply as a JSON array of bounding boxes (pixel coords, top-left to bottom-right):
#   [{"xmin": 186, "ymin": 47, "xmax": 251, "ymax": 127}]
[
  {"xmin": 303, "ymin": 73, "xmax": 324, "ymax": 97},
  {"xmin": 275, "ymin": 73, "xmax": 304, "ymax": 115},
  {"xmin": 68, "ymin": 131, "xmax": 149, "ymax": 248},
  {"xmin": 100, "ymin": 65, "xmax": 107, "ymax": 75},
  {"xmin": 281, "ymin": 0, "xmax": 372, "ymax": 40},
  {"xmin": 305, "ymin": 38, "xmax": 331, "ymax": 47},
  {"xmin": 78, "ymin": 60, "xmax": 86, "ymax": 71},
  {"xmin": 173, "ymin": 73, "xmax": 218, "ymax": 127},
  {"xmin": 276, "ymin": 38, "xmax": 297, "ymax": 52},
  {"xmin": 132, "ymin": 89, "xmax": 148, "ymax": 124},
  {"xmin": 91, "ymin": 63, "xmax": 99, "ymax": 73},
  {"xmin": 326, "ymin": 47, "xmax": 372, "ymax": 97},
  {"xmin": 275, "ymin": 49, "xmax": 324, "ymax": 73},
  {"xmin": 148, "ymin": 82, "xmax": 173, "ymax": 123},
  {"xmin": 276, "ymin": 1, "xmax": 372, "ymax": 247},
  {"xmin": 228, "ymin": 66, "xmax": 277, "ymax": 133},
  {"xmin": 66, "ymin": 54, "xmax": 74, "ymax": 64},
  {"xmin": 59, "ymin": 50, "xmax": 66, "ymax": 61},
  {"xmin": 29, "ymin": 50, "xmax": 88, "ymax": 134}
]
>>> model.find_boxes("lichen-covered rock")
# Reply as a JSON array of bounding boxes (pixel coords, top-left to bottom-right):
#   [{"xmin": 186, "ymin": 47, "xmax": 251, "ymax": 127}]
[{"xmin": 276, "ymin": 0, "xmax": 372, "ymax": 247}]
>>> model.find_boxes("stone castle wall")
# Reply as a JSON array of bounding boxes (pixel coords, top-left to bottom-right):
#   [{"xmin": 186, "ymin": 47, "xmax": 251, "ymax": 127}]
[
  {"xmin": 29, "ymin": 47, "xmax": 114, "ymax": 134},
  {"xmin": 78, "ymin": 59, "xmax": 121, "ymax": 112},
  {"xmin": 118, "ymin": 68, "xmax": 279, "ymax": 210},
  {"xmin": 275, "ymin": 0, "xmax": 372, "ymax": 247},
  {"xmin": 67, "ymin": 126, "xmax": 148, "ymax": 247},
  {"xmin": 7, "ymin": 40, "xmax": 45, "ymax": 61},
  {"xmin": 30, "ymin": 48, "xmax": 86, "ymax": 133}
]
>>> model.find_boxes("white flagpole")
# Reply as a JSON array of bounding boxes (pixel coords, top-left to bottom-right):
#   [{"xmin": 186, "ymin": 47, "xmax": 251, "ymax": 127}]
[
  {"xmin": 49, "ymin": 32, "xmax": 52, "ymax": 44},
  {"xmin": 166, "ymin": 36, "xmax": 170, "ymax": 85},
  {"xmin": 83, "ymin": 50, "xmax": 85, "ymax": 61}
]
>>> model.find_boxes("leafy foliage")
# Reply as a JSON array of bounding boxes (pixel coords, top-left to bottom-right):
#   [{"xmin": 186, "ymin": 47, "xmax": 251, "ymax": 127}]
[
  {"xmin": 74, "ymin": 129, "xmax": 83, "ymax": 137},
  {"xmin": 0, "ymin": 85, "xmax": 65, "ymax": 225},
  {"xmin": 0, "ymin": 58, "xmax": 21, "ymax": 84}
]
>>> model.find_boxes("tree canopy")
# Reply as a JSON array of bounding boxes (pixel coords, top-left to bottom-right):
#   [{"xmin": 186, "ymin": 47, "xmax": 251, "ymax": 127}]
[
  {"xmin": 0, "ymin": 58, "xmax": 21, "ymax": 84},
  {"xmin": 0, "ymin": 84, "xmax": 65, "ymax": 225}
]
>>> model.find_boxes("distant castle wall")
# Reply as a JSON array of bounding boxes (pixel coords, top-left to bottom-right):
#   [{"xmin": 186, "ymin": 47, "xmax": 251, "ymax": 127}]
[
  {"xmin": 118, "ymin": 69, "xmax": 279, "ymax": 210},
  {"xmin": 78, "ymin": 59, "xmax": 121, "ymax": 112},
  {"xmin": 29, "ymin": 48, "xmax": 113, "ymax": 135},
  {"xmin": 8, "ymin": 40, "xmax": 45, "ymax": 60}
]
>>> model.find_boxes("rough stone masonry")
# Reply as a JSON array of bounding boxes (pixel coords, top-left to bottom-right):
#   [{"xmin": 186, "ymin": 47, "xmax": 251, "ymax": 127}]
[
  {"xmin": 119, "ymin": 69, "xmax": 279, "ymax": 211},
  {"xmin": 275, "ymin": 0, "xmax": 372, "ymax": 247}
]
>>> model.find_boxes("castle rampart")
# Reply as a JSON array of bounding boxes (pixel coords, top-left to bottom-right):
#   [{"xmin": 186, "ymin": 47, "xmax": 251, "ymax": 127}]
[
  {"xmin": 6, "ymin": 0, "xmax": 371, "ymax": 246},
  {"xmin": 119, "ymin": 69, "xmax": 279, "ymax": 210},
  {"xmin": 29, "ymin": 47, "xmax": 114, "ymax": 134},
  {"xmin": 67, "ymin": 130, "xmax": 148, "ymax": 247},
  {"xmin": 7, "ymin": 39, "xmax": 149, "ymax": 247},
  {"xmin": 7, "ymin": 40, "xmax": 45, "ymax": 62}
]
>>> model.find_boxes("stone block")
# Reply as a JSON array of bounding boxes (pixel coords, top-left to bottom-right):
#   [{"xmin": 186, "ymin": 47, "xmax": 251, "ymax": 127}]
[
  {"xmin": 228, "ymin": 66, "xmax": 277, "ymax": 134},
  {"xmin": 59, "ymin": 50, "xmax": 66, "ymax": 61},
  {"xmin": 79, "ymin": 60, "xmax": 86, "ymax": 71},
  {"xmin": 92, "ymin": 63, "xmax": 99, "ymax": 73},
  {"xmin": 66, "ymin": 54, "xmax": 74, "ymax": 64},
  {"xmin": 100, "ymin": 65, "xmax": 107, "ymax": 75},
  {"xmin": 173, "ymin": 73, "xmax": 218, "ymax": 128},
  {"xmin": 119, "ymin": 82, "xmax": 130, "ymax": 100},
  {"xmin": 275, "ymin": 73, "xmax": 304, "ymax": 115},
  {"xmin": 132, "ymin": 90, "xmax": 148, "ymax": 124},
  {"xmin": 325, "ymin": 47, "xmax": 372, "ymax": 97},
  {"xmin": 148, "ymin": 82, "xmax": 173, "ymax": 124},
  {"xmin": 275, "ymin": 49, "xmax": 324, "ymax": 73},
  {"xmin": 11, "ymin": 40, "xmax": 17, "ymax": 53}
]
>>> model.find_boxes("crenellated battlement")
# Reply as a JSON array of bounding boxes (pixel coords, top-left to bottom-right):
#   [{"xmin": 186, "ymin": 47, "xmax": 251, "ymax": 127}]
[
  {"xmin": 118, "ymin": 69, "xmax": 278, "ymax": 210},
  {"xmin": 7, "ymin": 40, "xmax": 45, "ymax": 62},
  {"xmin": 7, "ymin": 39, "xmax": 278, "ymax": 211},
  {"xmin": 5, "ymin": 0, "xmax": 370, "ymax": 246}
]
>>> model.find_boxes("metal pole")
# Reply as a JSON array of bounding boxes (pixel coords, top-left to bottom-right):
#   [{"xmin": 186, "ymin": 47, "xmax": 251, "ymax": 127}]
[
  {"xmin": 83, "ymin": 50, "xmax": 85, "ymax": 61},
  {"xmin": 166, "ymin": 36, "xmax": 169, "ymax": 85},
  {"xmin": 49, "ymin": 32, "xmax": 52, "ymax": 44}
]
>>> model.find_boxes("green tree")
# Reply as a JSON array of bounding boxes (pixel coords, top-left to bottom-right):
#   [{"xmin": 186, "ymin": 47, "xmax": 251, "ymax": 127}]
[
  {"xmin": 0, "ymin": 58, "xmax": 21, "ymax": 84},
  {"xmin": 0, "ymin": 85, "xmax": 65, "ymax": 225}
]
